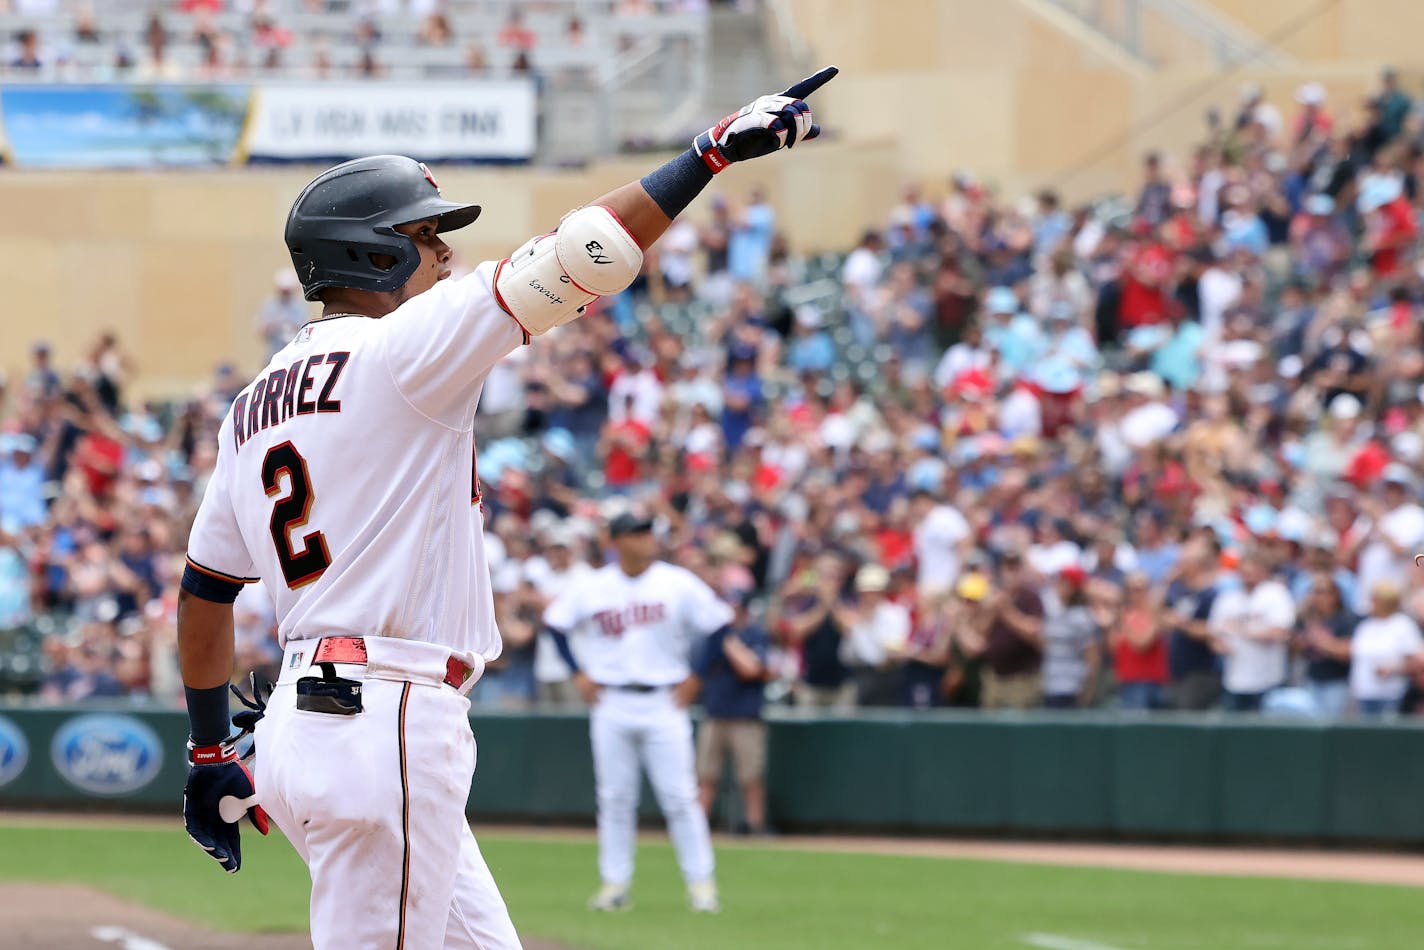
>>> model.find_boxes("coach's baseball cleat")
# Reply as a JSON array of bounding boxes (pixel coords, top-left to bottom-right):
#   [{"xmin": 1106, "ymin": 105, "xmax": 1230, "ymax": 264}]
[
  {"xmin": 688, "ymin": 880, "xmax": 721, "ymax": 914},
  {"xmin": 588, "ymin": 882, "xmax": 632, "ymax": 912}
]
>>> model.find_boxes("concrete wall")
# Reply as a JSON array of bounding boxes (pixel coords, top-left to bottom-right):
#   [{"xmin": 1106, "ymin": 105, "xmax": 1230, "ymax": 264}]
[
  {"xmin": 1201, "ymin": 0, "xmax": 1424, "ymax": 64},
  {"xmin": 0, "ymin": 141, "xmax": 900, "ymax": 398},
  {"xmin": 786, "ymin": 0, "xmax": 1401, "ymax": 192}
]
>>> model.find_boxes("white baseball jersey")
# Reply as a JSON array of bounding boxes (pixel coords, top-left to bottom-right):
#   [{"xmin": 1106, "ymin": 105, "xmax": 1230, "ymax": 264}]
[
  {"xmin": 542, "ymin": 561, "xmax": 732, "ymax": 686},
  {"xmin": 186, "ymin": 261, "xmax": 527, "ymax": 662}
]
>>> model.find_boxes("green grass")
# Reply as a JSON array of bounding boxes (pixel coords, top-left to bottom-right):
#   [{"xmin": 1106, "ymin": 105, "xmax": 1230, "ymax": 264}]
[{"xmin": 0, "ymin": 823, "xmax": 1421, "ymax": 949}]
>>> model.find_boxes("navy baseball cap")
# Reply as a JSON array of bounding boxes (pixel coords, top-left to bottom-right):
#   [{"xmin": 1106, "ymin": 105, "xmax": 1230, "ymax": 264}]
[{"xmin": 609, "ymin": 512, "xmax": 655, "ymax": 537}]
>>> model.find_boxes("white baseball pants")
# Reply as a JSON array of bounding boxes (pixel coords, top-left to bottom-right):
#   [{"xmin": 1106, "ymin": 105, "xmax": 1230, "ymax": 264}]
[
  {"xmin": 256, "ymin": 638, "xmax": 522, "ymax": 949},
  {"xmin": 590, "ymin": 688, "xmax": 715, "ymax": 887}
]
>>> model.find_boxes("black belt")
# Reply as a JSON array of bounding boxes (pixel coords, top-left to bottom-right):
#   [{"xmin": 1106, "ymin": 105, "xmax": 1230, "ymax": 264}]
[{"xmin": 603, "ymin": 683, "xmax": 666, "ymax": 693}]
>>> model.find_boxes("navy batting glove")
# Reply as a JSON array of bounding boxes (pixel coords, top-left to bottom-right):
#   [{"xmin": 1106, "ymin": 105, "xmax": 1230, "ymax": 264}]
[
  {"xmin": 183, "ymin": 739, "xmax": 269, "ymax": 874},
  {"xmin": 693, "ymin": 65, "xmax": 838, "ymax": 173}
]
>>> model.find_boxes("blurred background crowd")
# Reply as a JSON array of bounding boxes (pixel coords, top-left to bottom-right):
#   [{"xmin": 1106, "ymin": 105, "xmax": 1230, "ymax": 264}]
[
  {"xmin": 8, "ymin": 62, "xmax": 1424, "ymax": 721},
  {"xmin": 0, "ymin": 0, "xmax": 726, "ymax": 82}
]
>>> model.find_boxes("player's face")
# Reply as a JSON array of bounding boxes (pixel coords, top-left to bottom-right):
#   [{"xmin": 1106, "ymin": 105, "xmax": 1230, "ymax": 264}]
[
  {"xmin": 391, "ymin": 217, "xmax": 452, "ymax": 302},
  {"xmin": 613, "ymin": 528, "xmax": 658, "ymax": 565}
]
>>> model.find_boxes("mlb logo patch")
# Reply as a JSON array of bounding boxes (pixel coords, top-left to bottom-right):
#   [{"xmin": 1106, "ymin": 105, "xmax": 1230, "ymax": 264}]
[
  {"xmin": 298, "ymin": 326, "xmax": 314, "ymax": 343},
  {"xmin": 288, "ymin": 651, "xmax": 304, "ymax": 670}
]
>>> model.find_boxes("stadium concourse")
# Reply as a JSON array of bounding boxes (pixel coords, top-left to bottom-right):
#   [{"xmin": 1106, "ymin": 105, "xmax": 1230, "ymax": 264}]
[
  {"xmin": 5, "ymin": 64, "xmax": 1424, "ymax": 723},
  {"xmin": 0, "ymin": 0, "xmax": 709, "ymax": 82}
]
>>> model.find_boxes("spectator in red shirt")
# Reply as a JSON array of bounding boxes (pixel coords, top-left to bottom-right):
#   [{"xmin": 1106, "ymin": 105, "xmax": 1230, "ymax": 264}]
[
  {"xmin": 598, "ymin": 395, "xmax": 651, "ymax": 493},
  {"xmin": 1111, "ymin": 572, "xmax": 1168, "ymax": 710},
  {"xmin": 1292, "ymin": 82, "xmax": 1333, "ymax": 144},
  {"xmin": 1117, "ymin": 233, "xmax": 1174, "ymax": 330},
  {"xmin": 1358, "ymin": 176, "xmax": 1417, "ymax": 278},
  {"xmin": 497, "ymin": 9, "xmax": 537, "ymax": 51}
]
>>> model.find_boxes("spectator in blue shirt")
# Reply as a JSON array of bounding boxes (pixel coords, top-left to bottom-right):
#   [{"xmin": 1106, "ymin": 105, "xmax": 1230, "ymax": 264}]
[
  {"xmin": 1164, "ymin": 532, "xmax": 1223, "ymax": 710},
  {"xmin": 728, "ymin": 189, "xmax": 776, "ymax": 284},
  {"xmin": 721, "ymin": 347, "xmax": 763, "ymax": 451},
  {"xmin": 1296, "ymin": 571, "xmax": 1357, "ymax": 717},
  {"xmin": 786, "ymin": 304, "xmax": 835, "ymax": 374},
  {"xmin": 695, "ymin": 592, "xmax": 772, "ymax": 835},
  {"xmin": 0, "ymin": 434, "xmax": 47, "ymax": 532},
  {"xmin": 982, "ymin": 286, "xmax": 1045, "ymax": 379}
]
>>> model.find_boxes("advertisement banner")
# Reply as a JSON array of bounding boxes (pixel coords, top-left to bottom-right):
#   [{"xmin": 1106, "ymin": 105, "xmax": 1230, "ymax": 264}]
[
  {"xmin": 242, "ymin": 80, "xmax": 537, "ymax": 162},
  {"xmin": 0, "ymin": 84, "xmax": 250, "ymax": 168}
]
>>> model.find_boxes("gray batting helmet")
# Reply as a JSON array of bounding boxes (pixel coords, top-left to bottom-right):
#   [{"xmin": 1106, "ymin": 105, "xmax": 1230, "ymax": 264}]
[{"xmin": 284, "ymin": 155, "xmax": 481, "ymax": 301}]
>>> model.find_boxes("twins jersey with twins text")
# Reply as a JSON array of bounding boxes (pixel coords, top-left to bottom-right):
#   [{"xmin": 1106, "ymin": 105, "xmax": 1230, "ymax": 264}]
[{"xmin": 543, "ymin": 561, "xmax": 733, "ymax": 686}]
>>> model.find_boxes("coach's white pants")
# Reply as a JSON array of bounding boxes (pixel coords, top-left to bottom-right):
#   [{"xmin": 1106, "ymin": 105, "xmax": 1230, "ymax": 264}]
[
  {"xmin": 590, "ymin": 688, "xmax": 715, "ymax": 887},
  {"xmin": 256, "ymin": 639, "xmax": 521, "ymax": 949}
]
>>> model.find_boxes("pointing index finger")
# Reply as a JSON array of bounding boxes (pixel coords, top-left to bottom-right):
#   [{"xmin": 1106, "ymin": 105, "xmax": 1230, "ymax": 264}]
[{"xmin": 782, "ymin": 65, "xmax": 839, "ymax": 100}]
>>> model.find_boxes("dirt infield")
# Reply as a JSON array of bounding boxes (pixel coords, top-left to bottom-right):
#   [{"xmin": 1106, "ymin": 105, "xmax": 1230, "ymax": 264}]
[
  {"xmin": 0, "ymin": 882, "xmax": 574, "ymax": 950},
  {"xmin": 755, "ymin": 835, "xmax": 1424, "ymax": 887}
]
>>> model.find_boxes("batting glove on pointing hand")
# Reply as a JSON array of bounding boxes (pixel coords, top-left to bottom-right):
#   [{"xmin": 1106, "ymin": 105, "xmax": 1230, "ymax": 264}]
[
  {"xmin": 693, "ymin": 65, "xmax": 838, "ymax": 173},
  {"xmin": 184, "ymin": 738, "xmax": 269, "ymax": 874}
]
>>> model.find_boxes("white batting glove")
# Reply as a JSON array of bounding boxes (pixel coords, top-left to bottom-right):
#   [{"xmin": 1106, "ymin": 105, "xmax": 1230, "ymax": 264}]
[{"xmin": 692, "ymin": 65, "xmax": 838, "ymax": 174}]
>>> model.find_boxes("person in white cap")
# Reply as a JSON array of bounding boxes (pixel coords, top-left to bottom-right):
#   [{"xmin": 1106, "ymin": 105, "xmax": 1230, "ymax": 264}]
[
  {"xmin": 1292, "ymin": 82, "xmax": 1332, "ymax": 142},
  {"xmin": 253, "ymin": 267, "xmax": 311, "ymax": 357},
  {"xmin": 1354, "ymin": 464, "xmax": 1424, "ymax": 616},
  {"xmin": 833, "ymin": 563, "xmax": 912, "ymax": 706}
]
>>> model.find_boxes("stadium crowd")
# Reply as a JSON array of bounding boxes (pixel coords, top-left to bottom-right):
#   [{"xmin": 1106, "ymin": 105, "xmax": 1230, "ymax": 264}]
[
  {"xmin": 7, "ymin": 69, "xmax": 1424, "ymax": 720},
  {"xmin": 1, "ymin": 0, "xmax": 715, "ymax": 82}
]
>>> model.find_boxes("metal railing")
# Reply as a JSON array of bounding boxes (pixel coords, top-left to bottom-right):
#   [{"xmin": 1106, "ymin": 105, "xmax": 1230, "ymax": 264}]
[{"xmin": 1039, "ymin": 0, "xmax": 1292, "ymax": 68}]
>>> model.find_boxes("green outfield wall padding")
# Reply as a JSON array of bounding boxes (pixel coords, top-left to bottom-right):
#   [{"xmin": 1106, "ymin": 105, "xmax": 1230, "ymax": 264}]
[
  {"xmin": 1324, "ymin": 726, "xmax": 1424, "ymax": 840},
  {"xmin": 1214, "ymin": 723, "xmax": 1329, "ymax": 837},
  {"xmin": 1110, "ymin": 721, "xmax": 1217, "ymax": 834},
  {"xmin": 4, "ymin": 706, "xmax": 1424, "ymax": 843},
  {"xmin": 906, "ymin": 720, "xmax": 1012, "ymax": 829}
]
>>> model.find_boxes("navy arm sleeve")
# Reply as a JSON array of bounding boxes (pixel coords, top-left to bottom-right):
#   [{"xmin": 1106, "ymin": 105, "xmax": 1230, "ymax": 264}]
[{"xmin": 544, "ymin": 625, "xmax": 580, "ymax": 674}]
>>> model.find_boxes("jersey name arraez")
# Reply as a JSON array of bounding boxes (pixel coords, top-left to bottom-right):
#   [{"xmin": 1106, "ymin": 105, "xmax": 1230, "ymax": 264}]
[
  {"xmin": 231, "ymin": 351, "xmax": 349, "ymax": 452},
  {"xmin": 544, "ymin": 561, "xmax": 733, "ymax": 686},
  {"xmin": 185, "ymin": 262, "xmax": 525, "ymax": 661}
]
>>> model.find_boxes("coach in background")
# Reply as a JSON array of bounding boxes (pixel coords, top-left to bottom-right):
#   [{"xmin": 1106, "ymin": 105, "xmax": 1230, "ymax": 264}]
[{"xmin": 695, "ymin": 590, "xmax": 773, "ymax": 836}]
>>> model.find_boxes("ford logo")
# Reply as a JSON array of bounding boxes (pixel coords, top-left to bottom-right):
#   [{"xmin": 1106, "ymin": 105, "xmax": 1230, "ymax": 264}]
[
  {"xmin": 51, "ymin": 714, "xmax": 163, "ymax": 796},
  {"xmin": 0, "ymin": 714, "xmax": 28, "ymax": 789}
]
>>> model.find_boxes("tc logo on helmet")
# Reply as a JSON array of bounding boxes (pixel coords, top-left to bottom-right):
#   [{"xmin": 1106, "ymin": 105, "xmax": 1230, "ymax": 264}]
[{"xmin": 419, "ymin": 162, "xmax": 440, "ymax": 191}]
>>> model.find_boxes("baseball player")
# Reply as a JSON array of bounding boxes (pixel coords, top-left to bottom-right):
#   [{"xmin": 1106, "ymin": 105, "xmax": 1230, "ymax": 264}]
[
  {"xmin": 543, "ymin": 509, "xmax": 734, "ymax": 913},
  {"xmin": 175, "ymin": 66, "xmax": 838, "ymax": 947}
]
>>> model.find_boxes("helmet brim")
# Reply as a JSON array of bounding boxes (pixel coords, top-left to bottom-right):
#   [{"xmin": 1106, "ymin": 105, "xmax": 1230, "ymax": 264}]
[{"xmin": 392, "ymin": 197, "xmax": 482, "ymax": 233}]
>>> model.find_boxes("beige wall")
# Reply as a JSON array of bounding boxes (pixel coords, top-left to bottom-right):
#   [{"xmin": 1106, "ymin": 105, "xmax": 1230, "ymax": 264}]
[
  {"xmin": 783, "ymin": 0, "xmax": 1408, "ymax": 195},
  {"xmin": 0, "ymin": 142, "xmax": 900, "ymax": 398},
  {"xmin": 1201, "ymin": 0, "xmax": 1424, "ymax": 65}
]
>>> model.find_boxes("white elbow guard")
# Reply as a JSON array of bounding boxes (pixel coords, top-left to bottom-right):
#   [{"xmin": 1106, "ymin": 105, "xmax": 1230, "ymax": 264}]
[{"xmin": 494, "ymin": 205, "xmax": 643, "ymax": 336}]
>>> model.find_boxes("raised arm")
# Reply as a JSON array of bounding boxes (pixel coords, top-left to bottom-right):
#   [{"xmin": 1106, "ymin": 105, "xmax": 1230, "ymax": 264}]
[
  {"xmin": 596, "ymin": 65, "xmax": 838, "ymax": 249},
  {"xmin": 492, "ymin": 67, "xmax": 838, "ymax": 337}
]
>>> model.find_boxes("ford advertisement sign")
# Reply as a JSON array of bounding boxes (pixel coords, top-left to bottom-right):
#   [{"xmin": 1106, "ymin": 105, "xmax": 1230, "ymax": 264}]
[
  {"xmin": 51, "ymin": 714, "xmax": 164, "ymax": 796},
  {"xmin": 0, "ymin": 714, "xmax": 28, "ymax": 789}
]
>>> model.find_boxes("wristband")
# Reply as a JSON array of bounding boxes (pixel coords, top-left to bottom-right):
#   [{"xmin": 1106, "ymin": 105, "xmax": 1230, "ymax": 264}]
[
  {"xmin": 185, "ymin": 683, "xmax": 233, "ymax": 747},
  {"xmin": 187, "ymin": 738, "xmax": 239, "ymax": 766},
  {"xmin": 640, "ymin": 148, "xmax": 715, "ymax": 220}
]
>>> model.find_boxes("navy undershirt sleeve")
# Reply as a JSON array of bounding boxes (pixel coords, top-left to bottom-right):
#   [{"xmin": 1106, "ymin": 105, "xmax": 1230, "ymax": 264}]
[{"xmin": 639, "ymin": 148, "xmax": 715, "ymax": 220}]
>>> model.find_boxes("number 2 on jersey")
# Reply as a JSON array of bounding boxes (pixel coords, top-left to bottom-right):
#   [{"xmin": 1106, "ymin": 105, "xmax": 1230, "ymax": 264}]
[{"xmin": 262, "ymin": 441, "xmax": 331, "ymax": 589}]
